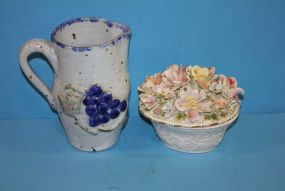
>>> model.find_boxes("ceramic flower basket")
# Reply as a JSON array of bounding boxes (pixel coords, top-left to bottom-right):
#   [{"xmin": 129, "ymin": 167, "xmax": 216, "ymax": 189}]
[{"xmin": 139, "ymin": 64, "xmax": 244, "ymax": 153}]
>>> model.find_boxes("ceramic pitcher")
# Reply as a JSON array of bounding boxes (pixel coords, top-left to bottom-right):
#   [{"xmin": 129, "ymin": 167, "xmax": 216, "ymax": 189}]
[{"xmin": 19, "ymin": 17, "xmax": 131, "ymax": 152}]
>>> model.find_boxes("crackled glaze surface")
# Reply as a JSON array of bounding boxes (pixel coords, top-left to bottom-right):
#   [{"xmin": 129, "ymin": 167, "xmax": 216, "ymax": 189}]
[{"xmin": 19, "ymin": 17, "xmax": 131, "ymax": 151}]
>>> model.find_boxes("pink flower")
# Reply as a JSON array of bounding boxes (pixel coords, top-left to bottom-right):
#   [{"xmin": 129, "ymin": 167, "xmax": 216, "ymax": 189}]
[
  {"xmin": 175, "ymin": 86, "xmax": 212, "ymax": 123},
  {"xmin": 221, "ymin": 76, "xmax": 244, "ymax": 100},
  {"xmin": 153, "ymin": 107, "xmax": 162, "ymax": 117},
  {"xmin": 227, "ymin": 77, "xmax": 237, "ymax": 89},
  {"xmin": 213, "ymin": 98, "xmax": 227, "ymax": 110},
  {"xmin": 159, "ymin": 79, "xmax": 175, "ymax": 89},
  {"xmin": 156, "ymin": 87, "xmax": 176, "ymax": 99},
  {"xmin": 222, "ymin": 86, "xmax": 245, "ymax": 100},
  {"xmin": 140, "ymin": 94, "xmax": 156, "ymax": 110},
  {"xmin": 143, "ymin": 73, "xmax": 162, "ymax": 91},
  {"xmin": 162, "ymin": 64, "xmax": 188, "ymax": 86}
]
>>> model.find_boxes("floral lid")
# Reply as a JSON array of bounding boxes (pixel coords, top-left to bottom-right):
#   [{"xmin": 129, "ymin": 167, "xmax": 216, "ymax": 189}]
[{"xmin": 138, "ymin": 64, "xmax": 245, "ymax": 128}]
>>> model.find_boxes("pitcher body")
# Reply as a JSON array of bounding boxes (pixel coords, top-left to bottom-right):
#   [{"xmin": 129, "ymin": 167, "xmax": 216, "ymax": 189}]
[{"xmin": 19, "ymin": 17, "xmax": 131, "ymax": 151}]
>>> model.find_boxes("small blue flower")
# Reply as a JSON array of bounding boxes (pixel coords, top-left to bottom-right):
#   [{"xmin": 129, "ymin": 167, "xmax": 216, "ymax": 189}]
[
  {"xmin": 85, "ymin": 106, "xmax": 97, "ymax": 117},
  {"xmin": 100, "ymin": 93, "xmax": 113, "ymax": 103},
  {"xmin": 110, "ymin": 99, "xmax": 120, "ymax": 108},
  {"xmin": 89, "ymin": 115, "xmax": 100, "ymax": 127},
  {"xmin": 119, "ymin": 100, "xmax": 127, "ymax": 112},
  {"xmin": 109, "ymin": 109, "xmax": 120, "ymax": 119},
  {"xmin": 99, "ymin": 114, "xmax": 110, "ymax": 124},
  {"xmin": 83, "ymin": 97, "xmax": 91, "ymax": 106},
  {"xmin": 87, "ymin": 85, "xmax": 102, "ymax": 97},
  {"xmin": 83, "ymin": 96, "xmax": 99, "ymax": 106},
  {"xmin": 97, "ymin": 104, "xmax": 108, "ymax": 114}
]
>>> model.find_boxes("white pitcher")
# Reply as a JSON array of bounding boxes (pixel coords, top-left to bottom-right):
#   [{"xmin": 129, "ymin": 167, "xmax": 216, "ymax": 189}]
[{"xmin": 19, "ymin": 17, "xmax": 131, "ymax": 152}]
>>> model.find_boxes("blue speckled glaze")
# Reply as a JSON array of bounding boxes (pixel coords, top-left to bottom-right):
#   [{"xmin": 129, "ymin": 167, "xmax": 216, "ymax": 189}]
[
  {"xmin": 104, "ymin": 20, "xmax": 113, "ymax": 28},
  {"xmin": 51, "ymin": 17, "xmax": 131, "ymax": 52},
  {"xmin": 56, "ymin": 42, "xmax": 65, "ymax": 49},
  {"xmin": 89, "ymin": 17, "xmax": 99, "ymax": 23},
  {"xmin": 71, "ymin": 47, "xmax": 92, "ymax": 52}
]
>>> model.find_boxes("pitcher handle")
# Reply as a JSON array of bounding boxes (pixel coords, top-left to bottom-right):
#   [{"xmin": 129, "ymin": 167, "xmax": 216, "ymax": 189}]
[{"xmin": 19, "ymin": 39, "xmax": 58, "ymax": 110}]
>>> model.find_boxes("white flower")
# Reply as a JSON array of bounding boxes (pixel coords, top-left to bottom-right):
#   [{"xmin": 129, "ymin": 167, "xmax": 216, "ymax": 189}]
[{"xmin": 162, "ymin": 101, "xmax": 175, "ymax": 118}]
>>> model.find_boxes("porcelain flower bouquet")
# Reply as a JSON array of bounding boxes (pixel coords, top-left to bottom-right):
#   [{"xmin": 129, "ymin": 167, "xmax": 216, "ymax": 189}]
[{"xmin": 139, "ymin": 64, "xmax": 244, "ymax": 153}]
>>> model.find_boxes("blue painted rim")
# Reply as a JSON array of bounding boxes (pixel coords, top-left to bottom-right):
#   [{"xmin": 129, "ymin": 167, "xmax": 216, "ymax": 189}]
[{"xmin": 51, "ymin": 17, "xmax": 132, "ymax": 50}]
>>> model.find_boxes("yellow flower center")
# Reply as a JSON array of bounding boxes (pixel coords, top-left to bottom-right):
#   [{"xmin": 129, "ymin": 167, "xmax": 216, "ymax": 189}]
[
  {"xmin": 186, "ymin": 96, "xmax": 198, "ymax": 110},
  {"xmin": 192, "ymin": 66, "xmax": 210, "ymax": 81}
]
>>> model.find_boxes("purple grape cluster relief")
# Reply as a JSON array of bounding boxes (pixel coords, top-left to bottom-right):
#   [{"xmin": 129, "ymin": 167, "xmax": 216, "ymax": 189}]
[{"xmin": 83, "ymin": 85, "xmax": 127, "ymax": 127}]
